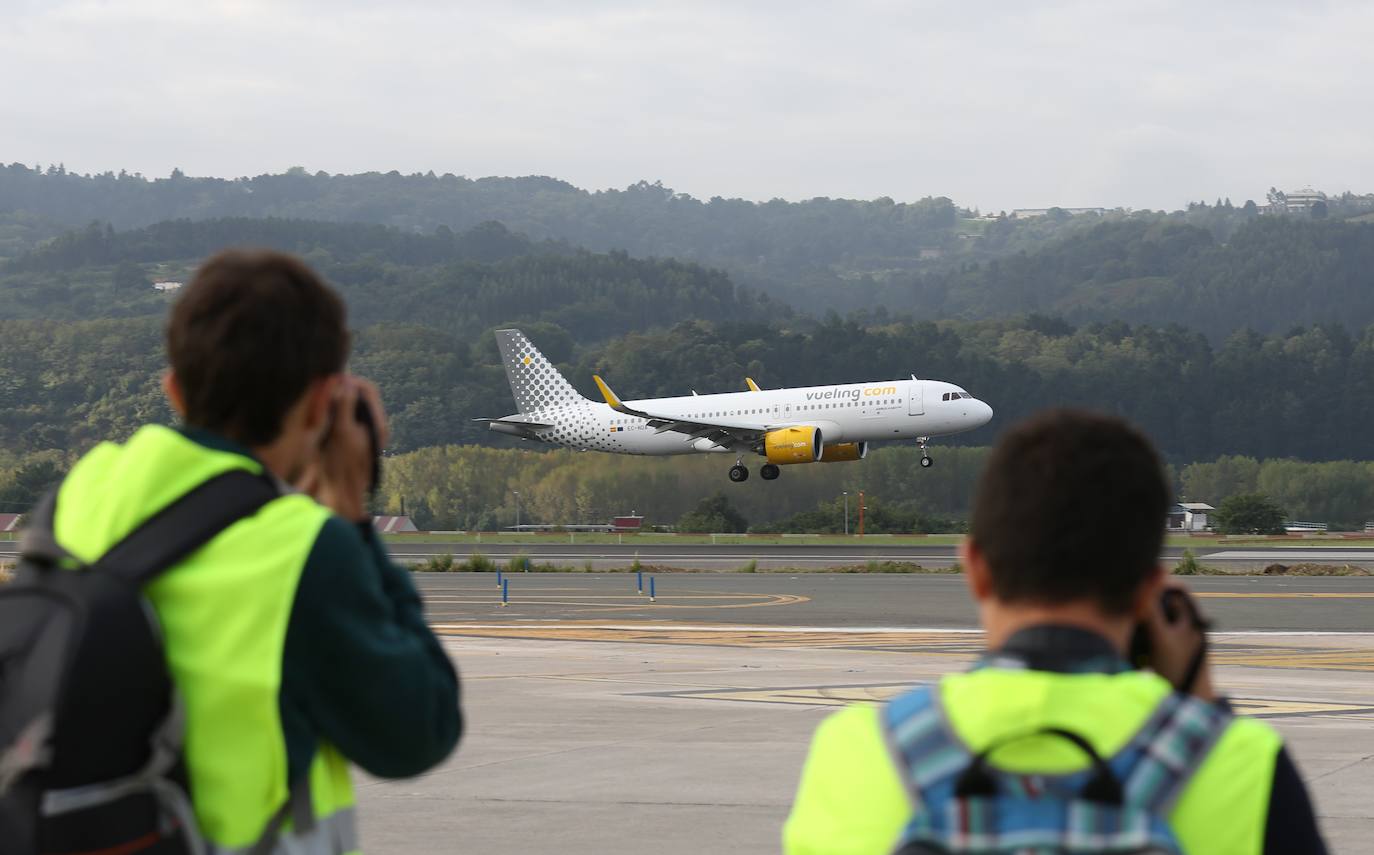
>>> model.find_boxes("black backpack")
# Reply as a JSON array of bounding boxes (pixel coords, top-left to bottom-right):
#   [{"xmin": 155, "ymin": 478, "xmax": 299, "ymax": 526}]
[{"xmin": 0, "ymin": 470, "xmax": 278, "ymax": 855}]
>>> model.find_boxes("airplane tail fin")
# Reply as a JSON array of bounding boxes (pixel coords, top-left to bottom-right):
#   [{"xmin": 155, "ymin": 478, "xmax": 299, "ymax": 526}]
[{"xmin": 494, "ymin": 329, "xmax": 585, "ymax": 414}]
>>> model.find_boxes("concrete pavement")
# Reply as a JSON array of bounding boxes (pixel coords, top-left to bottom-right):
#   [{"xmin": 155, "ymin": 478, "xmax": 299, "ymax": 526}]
[
  {"xmin": 351, "ymin": 573, "xmax": 1374, "ymax": 853},
  {"xmin": 360, "ymin": 629, "xmax": 1374, "ymax": 854}
]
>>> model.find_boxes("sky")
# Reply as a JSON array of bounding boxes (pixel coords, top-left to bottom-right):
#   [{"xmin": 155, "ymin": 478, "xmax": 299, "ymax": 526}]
[{"xmin": 2, "ymin": 0, "xmax": 1372, "ymax": 211}]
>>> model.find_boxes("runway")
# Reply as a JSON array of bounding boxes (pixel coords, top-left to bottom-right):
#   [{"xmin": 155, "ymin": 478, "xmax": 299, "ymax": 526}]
[
  {"xmin": 413, "ymin": 572, "xmax": 1374, "ymax": 632},
  {"xmin": 5, "ymin": 539, "xmax": 1373, "ymax": 571}
]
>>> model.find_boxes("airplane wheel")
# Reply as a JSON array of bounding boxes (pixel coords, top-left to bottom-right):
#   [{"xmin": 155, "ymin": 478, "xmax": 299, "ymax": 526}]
[
  {"xmin": 920, "ymin": 456, "xmax": 934, "ymax": 468},
  {"xmin": 729, "ymin": 464, "xmax": 750, "ymax": 482},
  {"xmin": 760, "ymin": 464, "xmax": 780, "ymax": 481}
]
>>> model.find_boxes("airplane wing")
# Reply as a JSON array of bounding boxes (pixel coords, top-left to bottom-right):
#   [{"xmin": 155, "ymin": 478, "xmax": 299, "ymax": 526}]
[{"xmin": 593, "ymin": 375, "xmax": 770, "ymax": 450}]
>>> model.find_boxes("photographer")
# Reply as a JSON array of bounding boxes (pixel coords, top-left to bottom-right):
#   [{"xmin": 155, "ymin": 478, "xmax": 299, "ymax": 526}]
[
  {"xmin": 39, "ymin": 250, "xmax": 461, "ymax": 852},
  {"xmin": 784, "ymin": 410, "xmax": 1324, "ymax": 855}
]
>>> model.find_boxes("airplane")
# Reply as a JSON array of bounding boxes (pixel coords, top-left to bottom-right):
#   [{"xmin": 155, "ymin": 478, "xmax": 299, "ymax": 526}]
[{"xmin": 479, "ymin": 329, "xmax": 993, "ymax": 482}]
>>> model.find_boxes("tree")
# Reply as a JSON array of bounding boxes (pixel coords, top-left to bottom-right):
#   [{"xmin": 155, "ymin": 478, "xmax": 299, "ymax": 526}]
[
  {"xmin": 1212, "ymin": 493, "xmax": 1286, "ymax": 535},
  {"xmin": 677, "ymin": 492, "xmax": 749, "ymax": 533},
  {"xmin": 0, "ymin": 459, "xmax": 65, "ymax": 512},
  {"xmin": 112, "ymin": 260, "xmax": 149, "ymax": 290}
]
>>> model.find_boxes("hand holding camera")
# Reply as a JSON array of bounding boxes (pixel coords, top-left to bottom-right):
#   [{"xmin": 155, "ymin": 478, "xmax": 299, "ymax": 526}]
[
  {"xmin": 304, "ymin": 375, "xmax": 388, "ymax": 522},
  {"xmin": 1132, "ymin": 584, "xmax": 1215, "ymax": 701}
]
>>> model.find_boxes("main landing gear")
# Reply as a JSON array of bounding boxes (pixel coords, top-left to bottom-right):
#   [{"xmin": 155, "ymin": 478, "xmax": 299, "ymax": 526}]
[
  {"xmin": 918, "ymin": 436, "xmax": 934, "ymax": 468},
  {"xmin": 729, "ymin": 460, "xmax": 782, "ymax": 482}
]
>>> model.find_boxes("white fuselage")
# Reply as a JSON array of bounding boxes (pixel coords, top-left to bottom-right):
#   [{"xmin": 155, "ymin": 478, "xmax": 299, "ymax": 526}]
[{"xmin": 512, "ymin": 378, "xmax": 993, "ymax": 456}]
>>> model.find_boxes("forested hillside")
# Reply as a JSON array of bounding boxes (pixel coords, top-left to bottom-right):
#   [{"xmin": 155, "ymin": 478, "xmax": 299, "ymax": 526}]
[
  {"xmin": 0, "ymin": 163, "xmax": 974, "ymax": 264},
  {"xmin": 0, "ymin": 164, "xmax": 1109, "ymax": 307},
  {"xmin": 881, "ymin": 217, "xmax": 1374, "ymax": 338},
  {"xmin": 4, "ymin": 314, "xmax": 1372, "ymax": 464},
  {"xmin": 0, "ymin": 218, "xmax": 780, "ymax": 338},
  {"xmin": 6, "ymin": 167, "xmax": 1373, "ymax": 334}
]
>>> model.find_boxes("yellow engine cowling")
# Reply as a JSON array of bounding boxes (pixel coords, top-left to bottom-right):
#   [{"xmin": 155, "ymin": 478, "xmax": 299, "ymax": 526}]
[
  {"xmin": 764, "ymin": 426, "xmax": 823, "ymax": 465},
  {"xmin": 819, "ymin": 442, "xmax": 868, "ymax": 463}
]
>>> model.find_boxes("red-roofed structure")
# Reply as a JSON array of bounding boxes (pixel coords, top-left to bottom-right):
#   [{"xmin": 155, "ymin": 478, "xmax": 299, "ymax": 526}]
[{"xmin": 373, "ymin": 515, "xmax": 419, "ymax": 534}]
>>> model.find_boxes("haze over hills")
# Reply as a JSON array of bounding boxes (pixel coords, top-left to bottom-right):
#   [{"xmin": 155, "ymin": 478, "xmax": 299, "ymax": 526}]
[{"xmin": 5, "ymin": 164, "xmax": 1374, "ymax": 331}]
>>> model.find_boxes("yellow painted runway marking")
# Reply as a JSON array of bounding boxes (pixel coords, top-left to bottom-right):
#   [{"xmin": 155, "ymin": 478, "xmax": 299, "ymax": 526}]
[{"xmin": 1214, "ymin": 649, "xmax": 1374, "ymax": 671}]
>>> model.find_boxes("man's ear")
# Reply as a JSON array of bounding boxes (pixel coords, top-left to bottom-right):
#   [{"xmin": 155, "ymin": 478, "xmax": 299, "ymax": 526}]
[
  {"xmin": 1133, "ymin": 565, "xmax": 1169, "ymax": 620},
  {"xmin": 162, "ymin": 370, "xmax": 187, "ymax": 417},
  {"xmin": 961, "ymin": 538, "xmax": 996, "ymax": 603}
]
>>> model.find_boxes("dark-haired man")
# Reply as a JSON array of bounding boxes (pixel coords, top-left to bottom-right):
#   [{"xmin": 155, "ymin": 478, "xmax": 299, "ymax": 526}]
[
  {"xmin": 49, "ymin": 250, "xmax": 460, "ymax": 852},
  {"xmin": 784, "ymin": 410, "xmax": 1325, "ymax": 855}
]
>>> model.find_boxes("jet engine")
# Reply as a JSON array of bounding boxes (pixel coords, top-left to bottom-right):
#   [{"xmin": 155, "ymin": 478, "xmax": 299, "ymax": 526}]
[
  {"xmin": 764, "ymin": 426, "xmax": 823, "ymax": 464},
  {"xmin": 819, "ymin": 441, "xmax": 868, "ymax": 463}
]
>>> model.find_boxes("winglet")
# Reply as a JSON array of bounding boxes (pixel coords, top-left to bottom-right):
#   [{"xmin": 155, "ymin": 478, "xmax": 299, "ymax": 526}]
[
  {"xmin": 593, "ymin": 375, "xmax": 625, "ymax": 410},
  {"xmin": 745, "ymin": 377, "xmax": 761, "ymax": 392}
]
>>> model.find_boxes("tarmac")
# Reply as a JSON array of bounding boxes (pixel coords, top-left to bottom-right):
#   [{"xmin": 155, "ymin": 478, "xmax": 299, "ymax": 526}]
[
  {"xmin": 357, "ymin": 573, "xmax": 1374, "ymax": 854},
  {"xmin": 5, "ymin": 539, "xmax": 1374, "ymax": 572},
  {"xmin": 375, "ymin": 540, "xmax": 1374, "ymax": 572}
]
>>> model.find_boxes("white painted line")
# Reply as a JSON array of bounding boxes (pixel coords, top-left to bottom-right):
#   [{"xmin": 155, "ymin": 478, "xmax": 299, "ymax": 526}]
[{"xmin": 1206, "ymin": 551, "xmax": 1374, "ymax": 561}]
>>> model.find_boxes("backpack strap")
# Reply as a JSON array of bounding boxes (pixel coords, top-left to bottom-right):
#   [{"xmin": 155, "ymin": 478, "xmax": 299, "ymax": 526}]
[
  {"xmin": 22, "ymin": 469, "xmax": 280, "ymax": 585},
  {"xmin": 90, "ymin": 469, "xmax": 280, "ymax": 585},
  {"xmin": 882, "ymin": 685, "xmax": 1225, "ymax": 855},
  {"xmin": 1118, "ymin": 693, "xmax": 1231, "ymax": 813}
]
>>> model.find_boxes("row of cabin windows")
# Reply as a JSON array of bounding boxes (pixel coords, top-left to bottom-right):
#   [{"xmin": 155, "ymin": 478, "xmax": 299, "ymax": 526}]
[
  {"xmin": 941, "ymin": 392, "xmax": 973, "ymax": 401},
  {"xmin": 669, "ymin": 399, "xmax": 899, "ymax": 419},
  {"xmin": 611, "ymin": 398, "xmax": 911, "ymax": 426}
]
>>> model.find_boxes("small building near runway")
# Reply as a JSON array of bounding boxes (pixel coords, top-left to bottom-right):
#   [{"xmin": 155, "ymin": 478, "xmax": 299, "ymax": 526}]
[
  {"xmin": 373, "ymin": 515, "xmax": 419, "ymax": 534},
  {"xmin": 1167, "ymin": 503, "xmax": 1215, "ymax": 532}
]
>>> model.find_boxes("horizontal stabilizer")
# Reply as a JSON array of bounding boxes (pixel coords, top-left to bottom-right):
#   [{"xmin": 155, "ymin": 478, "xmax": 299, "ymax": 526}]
[{"xmin": 476, "ymin": 417, "xmax": 552, "ymax": 439}]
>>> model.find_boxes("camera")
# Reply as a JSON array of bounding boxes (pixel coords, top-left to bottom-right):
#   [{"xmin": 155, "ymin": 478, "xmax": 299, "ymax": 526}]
[
  {"xmin": 354, "ymin": 397, "xmax": 382, "ymax": 493},
  {"xmin": 1128, "ymin": 588, "xmax": 1200, "ymax": 670}
]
